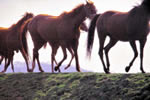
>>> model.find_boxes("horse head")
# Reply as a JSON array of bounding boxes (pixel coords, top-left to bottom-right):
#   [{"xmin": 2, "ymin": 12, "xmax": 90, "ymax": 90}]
[
  {"xmin": 84, "ymin": 0, "xmax": 97, "ymax": 19},
  {"xmin": 23, "ymin": 12, "xmax": 34, "ymax": 20}
]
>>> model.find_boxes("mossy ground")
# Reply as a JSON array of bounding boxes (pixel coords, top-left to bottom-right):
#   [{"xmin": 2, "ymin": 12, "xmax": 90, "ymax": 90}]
[{"xmin": 0, "ymin": 72, "xmax": 150, "ymax": 100}]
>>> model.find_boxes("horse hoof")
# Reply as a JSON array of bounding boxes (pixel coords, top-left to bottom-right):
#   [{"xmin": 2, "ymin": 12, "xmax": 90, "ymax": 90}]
[
  {"xmin": 39, "ymin": 69, "xmax": 44, "ymax": 72},
  {"xmin": 105, "ymin": 71, "xmax": 110, "ymax": 74},
  {"xmin": 104, "ymin": 69, "xmax": 110, "ymax": 74},
  {"xmin": 1, "ymin": 70, "xmax": 5, "ymax": 73},
  {"xmin": 28, "ymin": 69, "xmax": 33, "ymax": 72},
  {"xmin": 77, "ymin": 68, "xmax": 81, "ymax": 72},
  {"xmin": 54, "ymin": 67, "xmax": 58, "ymax": 71},
  {"xmin": 141, "ymin": 70, "xmax": 146, "ymax": 73},
  {"xmin": 64, "ymin": 67, "xmax": 67, "ymax": 70},
  {"xmin": 142, "ymin": 71, "xmax": 145, "ymax": 73},
  {"xmin": 64, "ymin": 66, "xmax": 69, "ymax": 70},
  {"xmin": 40, "ymin": 70, "xmax": 44, "ymax": 73},
  {"xmin": 125, "ymin": 66, "xmax": 130, "ymax": 72}
]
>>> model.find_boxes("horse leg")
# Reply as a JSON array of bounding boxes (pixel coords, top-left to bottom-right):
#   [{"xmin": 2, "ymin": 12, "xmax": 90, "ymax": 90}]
[
  {"xmin": 125, "ymin": 41, "xmax": 138, "ymax": 72},
  {"xmin": 51, "ymin": 50, "xmax": 55, "ymax": 73},
  {"xmin": 53, "ymin": 45, "xmax": 59, "ymax": 71},
  {"xmin": 32, "ymin": 50, "xmax": 36, "ymax": 72},
  {"xmin": 10, "ymin": 56, "xmax": 14, "ymax": 72},
  {"xmin": 35, "ymin": 51, "xmax": 44, "ymax": 72},
  {"xmin": 54, "ymin": 46, "xmax": 67, "ymax": 72},
  {"xmin": 1, "ymin": 57, "xmax": 7, "ymax": 73},
  {"xmin": 31, "ymin": 40, "xmax": 46, "ymax": 72},
  {"xmin": 32, "ymin": 48, "xmax": 44, "ymax": 72},
  {"xmin": 104, "ymin": 39, "xmax": 117, "ymax": 71},
  {"xmin": 65, "ymin": 47, "xmax": 74, "ymax": 70},
  {"xmin": 139, "ymin": 39, "xmax": 146, "ymax": 73},
  {"xmin": 1, "ymin": 57, "xmax": 11, "ymax": 73},
  {"xmin": 54, "ymin": 58, "xmax": 58, "ymax": 65},
  {"xmin": 20, "ymin": 50, "xmax": 31, "ymax": 72},
  {"xmin": 49, "ymin": 44, "xmax": 59, "ymax": 73},
  {"xmin": 98, "ymin": 37, "xmax": 109, "ymax": 73},
  {"xmin": 72, "ymin": 41, "xmax": 81, "ymax": 72}
]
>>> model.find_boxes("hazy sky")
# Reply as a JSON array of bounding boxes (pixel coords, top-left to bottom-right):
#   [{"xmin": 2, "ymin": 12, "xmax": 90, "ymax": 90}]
[{"xmin": 0, "ymin": 0, "xmax": 150, "ymax": 73}]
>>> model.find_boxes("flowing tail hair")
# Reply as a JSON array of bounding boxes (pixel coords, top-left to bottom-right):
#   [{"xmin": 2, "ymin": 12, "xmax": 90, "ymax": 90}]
[
  {"xmin": 20, "ymin": 18, "xmax": 32, "ymax": 60},
  {"xmin": 87, "ymin": 14, "xmax": 100, "ymax": 57}
]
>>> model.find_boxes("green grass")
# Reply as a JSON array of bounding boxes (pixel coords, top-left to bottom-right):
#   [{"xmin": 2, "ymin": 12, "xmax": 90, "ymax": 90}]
[{"xmin": 0, "ymin": 73, "xmax": 150, "ymax": 100}]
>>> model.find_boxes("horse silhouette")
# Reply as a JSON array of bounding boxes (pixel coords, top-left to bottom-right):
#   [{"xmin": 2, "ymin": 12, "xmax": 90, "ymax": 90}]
[
  {"xmin": 87, "ymin": 0, "xmax": 150, "ymax": 73},
  {"xmin": 0, "ymin": 12, "xmax": 33, "ymax": 73},
  {"xmin": 22, "ymin": 0, "xmax": 97, "ymax": 73},
  {"xmin": 43, "ymin": 21, "xmax": 89, "ymax": 72}
]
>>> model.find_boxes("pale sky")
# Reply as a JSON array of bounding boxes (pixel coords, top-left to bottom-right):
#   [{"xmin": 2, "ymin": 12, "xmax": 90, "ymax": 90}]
[{"xmin": 0, "ymin": 0, "xmax": 150, "ymax": 73}]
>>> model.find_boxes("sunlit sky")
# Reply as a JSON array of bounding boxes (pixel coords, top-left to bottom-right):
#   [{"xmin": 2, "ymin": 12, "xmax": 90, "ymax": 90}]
[{"xmin": 0, "ymin": 0, "xmax": 150, "ymax": 73}]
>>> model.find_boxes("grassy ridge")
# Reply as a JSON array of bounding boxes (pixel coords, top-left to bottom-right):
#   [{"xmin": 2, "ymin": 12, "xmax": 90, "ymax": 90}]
[{"xmin": 0, "ymin": 73, "xmax": 150, "ymax": 100}]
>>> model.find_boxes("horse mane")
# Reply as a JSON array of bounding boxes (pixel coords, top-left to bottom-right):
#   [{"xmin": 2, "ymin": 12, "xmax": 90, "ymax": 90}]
[
  {"xmin": 141, "ymin": 0, "xmax": 150, "ymax": 11},
  {"xmin": 60, "ymin": 4, "xmax": 84, "ymax": 18},
  {"xmin": 9, "ymin": 13, "xmax": 30, "ymax": 30}
]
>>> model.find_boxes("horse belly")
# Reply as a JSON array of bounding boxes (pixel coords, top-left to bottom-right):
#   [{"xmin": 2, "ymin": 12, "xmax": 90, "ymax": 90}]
[{"xmin": 38, "ymin": 26, "xmax": 58, "ymax": 41}]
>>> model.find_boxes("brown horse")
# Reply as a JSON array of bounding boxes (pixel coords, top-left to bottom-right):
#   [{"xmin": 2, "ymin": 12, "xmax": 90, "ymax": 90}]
[
  {"xmin": 22, "ymin": 0, "xmax": 96, "ymax": 73},
  {"xmin": 87, "ymin": 0, "xmax": 150, "ymax": 73},
  {"xmin": 43, "ymin": 21, "xmax": 88, "ymax": 72},
  {"xmin": 63, "ymin": 22, "xmax": 88, "ymax": 70},
  {"xmin": 39, "ymin": 21, "xmax": 88, "ymax": 73},
  {"xmin": 0, "ymin": 12, "xmax": 33, "ymax": 73},
  {"xmin": 53, "ymin": 21, "xmax": 89, "ymax": 71}
]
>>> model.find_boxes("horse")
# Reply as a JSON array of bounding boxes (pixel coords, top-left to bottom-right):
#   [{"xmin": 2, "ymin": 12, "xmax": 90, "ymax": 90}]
[
  {"xmin": 87, "ymin": 0, "xmax": 150, "ymax": 73},
  {"xmin": 22, "ymin": 0, "xmax": 96, "ymax": 73},
  {"xmin": 0, "ymin": 12, "xmax": 33, "ymax": 73},
  {"xmin": 42, "ymin": 21, "xmax": 88, "ymax": 73},
  {"xmin": 63, "ymin": 22, "xmax": 88, "ymax": 70},
  {"xmin": 37, "ymin": 21, "xmax": 88, "ymax": 73},
  {"xmin": 53, "ymin": 21, "xmax": 88, "ymax": 71},
  {"xmin": 43, "ymin": 21, "xmax": 88, "ymax": 72}
]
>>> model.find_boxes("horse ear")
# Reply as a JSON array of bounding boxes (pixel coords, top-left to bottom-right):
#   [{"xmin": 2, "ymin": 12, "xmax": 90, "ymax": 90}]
[
  {"xmin": 86, "ymin": 0, "xmax": 93, "ymax": 5},
  {"xmin": 85, "ymin": 0, "xmax": 88, "ymax": 4}
]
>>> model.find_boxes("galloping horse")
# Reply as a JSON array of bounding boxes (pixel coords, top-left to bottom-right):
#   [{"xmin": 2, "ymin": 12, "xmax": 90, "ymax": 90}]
[
  {"xmin": 44, "ymin": 21, "xmax": 88, "ymax": 72},
  {"xmin": 62, "ymin": 22, "xmax": 88, "ymax": 70},
  {"xmin": 22, "ymin": 0, "xmax": 96, "ymax": 73},
  {"xmin": 87, "ymin": 0, "xmax": 150, "ymax": 73},
  {"xmin": 0, "ymin": 13, "xmax": 33, "ymax": 72}
]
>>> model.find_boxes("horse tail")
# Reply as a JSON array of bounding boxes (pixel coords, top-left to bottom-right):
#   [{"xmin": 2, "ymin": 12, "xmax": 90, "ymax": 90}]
[
  {"xmin": 87, "ymin": 14, "xmax": 100, "ymax": 57},
  {"xmin": 20, "ymin": 19, "xmax": 31, "ymax": 59}
]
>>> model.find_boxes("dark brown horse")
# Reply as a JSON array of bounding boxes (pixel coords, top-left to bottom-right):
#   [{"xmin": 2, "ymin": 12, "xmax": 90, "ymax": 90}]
[
  {"xmin": 63, "ymin": 22, "xmax": 88, "ymax": 70},
  {"xmin": 22, "ymin": 0, "xmax": 96, "ymax": 73},
  {"xmin": 0, "ymin": 12, "xmax": 33, "ymax": 73},
  {"xmin": 40, "ymin": 21, "xmax": 88, "ymax": 73},
  {"xmin": 42, "ymin": 21, "xmax": 88, "ymax": 72},
  {"xmin": 53, "ymin": 21, "xmax": 89, "ymax": 71},
  {"xmin": 87, "ymin": 0, "xmax": 150, "ymax": 73}
]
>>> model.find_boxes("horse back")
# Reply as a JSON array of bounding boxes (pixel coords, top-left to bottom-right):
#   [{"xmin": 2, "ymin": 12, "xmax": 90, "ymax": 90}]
[
  {"xmin": 28, "ymin": 14, "xmax": 60, "ymax": 41},
  {"xmin": 97, "ymin": 11, "xmax": 129, "ymax": 41}
]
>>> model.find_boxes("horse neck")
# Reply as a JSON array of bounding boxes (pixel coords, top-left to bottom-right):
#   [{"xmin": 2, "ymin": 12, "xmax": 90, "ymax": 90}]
[
  {"xmin": 10, "ymin": 16, "xmax": 27, "ymax": 31},
  {"xmin": 129, "ymin": 6, "xmax": 150, "ymax": 26},
  {"xmin": 74, "ymin": 9, "xmax": 86, "ymax": 28},
  {"xmin": 67, "ymin": 5, "xmax": 86, "ymax": 29}
]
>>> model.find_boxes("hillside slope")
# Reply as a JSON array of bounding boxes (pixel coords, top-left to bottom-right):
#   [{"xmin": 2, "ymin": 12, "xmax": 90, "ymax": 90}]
[{"xmin": 0, "ymin": 73, "xmax": 150, "ymax": 100}]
